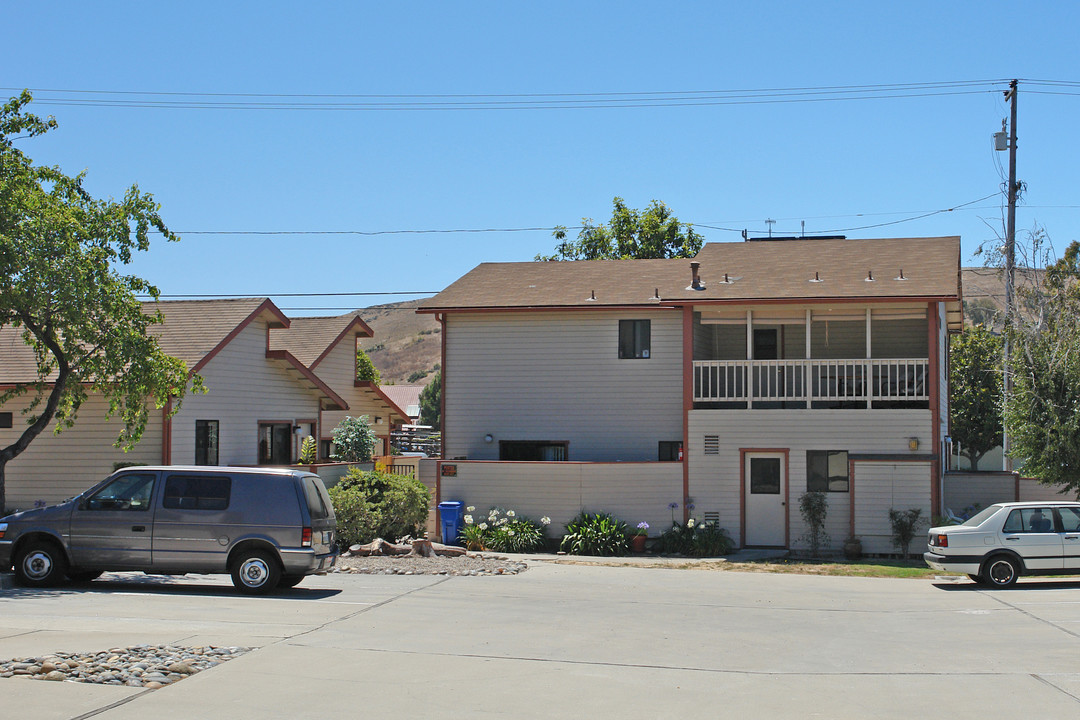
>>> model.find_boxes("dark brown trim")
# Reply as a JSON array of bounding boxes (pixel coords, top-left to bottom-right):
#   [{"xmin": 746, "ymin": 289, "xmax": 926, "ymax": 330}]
[
  {"xmin": 418, "ymin": 295, "xmax": 962, "ymax": 315},
  {"xmin": 928, "ymin": 301, "xmax": 941, "ymax": 515},
  {"xmin": 352, "ymin": 381, "xmax": 410, "ymax": 424},
  {"xmin": 308, "ymin": 316, "xmax": 375, "ymax": 371},
  {"xmin": 848, "ymin": 453, "xmax": 937, "ymax": 462},
  {"xmin": 439, "ymin": 313, "xmax": 447, "ymax": 460},
  {"xmin": 682, "ymin": 304, "xmax": 692, "ymax": 523},
  {"xmin": 191, "ymin": 298, "xmax": 290, "ymax": 375},
  {"xmin": 161, "ymin": 399, "xmax": 173, "ymax": 465},
  {"xmin": 264, "ymin": 349, "xmax": 349, "ymax": 410}
]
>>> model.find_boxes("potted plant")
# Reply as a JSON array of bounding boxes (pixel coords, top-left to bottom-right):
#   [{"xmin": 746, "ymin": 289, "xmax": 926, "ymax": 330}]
[
  {"xmin": 842, "ymin": 536, "xmax": 862, "ymax": 561},
  {"xmin": 631, "ymin": 521, "xmax": 649, "ymax": 553}
]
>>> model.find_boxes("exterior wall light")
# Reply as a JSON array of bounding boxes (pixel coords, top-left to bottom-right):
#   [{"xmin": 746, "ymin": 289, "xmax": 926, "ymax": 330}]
[
  {"xmin": 908, "ymin": 437, "xmax": 920, "ymax": 452},
  {"xmin": 484, "ymin": 434, "xmax": 494, "ymax": 443}
]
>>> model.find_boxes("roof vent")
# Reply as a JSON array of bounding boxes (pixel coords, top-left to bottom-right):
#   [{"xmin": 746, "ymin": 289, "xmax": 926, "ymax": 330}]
[
  {"xmin": 894, "ymin": 269, "xmax": 907, "ymax": 281},
  {"xmin": 809, "ymin": 271, "xmax": 824, "ymax": 283},
  {"xmin": 865, "ymin": 270, "xmax": 875, "ymax": 282},
  {"xmin": 586, "ymin": 289, "xmax": 597, "ymax": 302},
  {"xmin": 687, "ymin": 261, "xmax": 706, "ymax": 291}
]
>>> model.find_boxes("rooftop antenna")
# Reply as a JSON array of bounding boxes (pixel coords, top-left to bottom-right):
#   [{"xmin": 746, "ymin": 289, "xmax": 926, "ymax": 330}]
[
  {"xmin": 801, "ymin": 220, "xmax": 805, "ymax": 238},
  {"xmin": 765, "ymin": 219, "xmax": 776, "ymax": 238}
]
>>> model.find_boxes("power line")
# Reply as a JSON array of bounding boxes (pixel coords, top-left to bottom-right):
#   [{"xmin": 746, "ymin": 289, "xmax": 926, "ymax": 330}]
[
  {"xmin": 140, "ymin": 291, "xmax": 437, "ymax": 298},
  {"xmin": 165, "ymin": 194, "xmax": 1005, "ymax": 239},
  {"xmin": 5, "ymin": 80, "xmax": 1008, "ymax": 112}
]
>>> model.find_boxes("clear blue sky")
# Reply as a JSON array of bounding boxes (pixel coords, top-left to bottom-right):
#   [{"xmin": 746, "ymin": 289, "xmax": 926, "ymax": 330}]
[{"xmin": 6, "ymin": 2, "xmax": 1079, "ymax": 314}]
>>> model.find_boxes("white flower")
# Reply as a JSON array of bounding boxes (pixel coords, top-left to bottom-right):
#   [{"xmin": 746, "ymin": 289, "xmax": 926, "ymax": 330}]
[
  {"xmin": 479, "ymin": 523, "xmax": 488, "ymax": 530},
  {"xmin": 687, "ymin": 518, "xmax": 696, "ymax": 528},
  {"xmin": 464, "ymin": 515, "xmax": 473, "ymax": 524},
  {"xmin": 466, "ymin": 506, "xmax": 476, "ymax": 512},
  {"xmin": 498, "ymin": 518, "xmax": 508, "ymax": 526},
  {"xmin": 508, "ymin": 530, "xmax": 515, "ymax": 536},
  {"xmin": 507, "ymin": 510, "xmax": 516, "ymax": 517},
  {"xmin": 540, "ymin": 516, "xmax": 551, "ymax": 525}
]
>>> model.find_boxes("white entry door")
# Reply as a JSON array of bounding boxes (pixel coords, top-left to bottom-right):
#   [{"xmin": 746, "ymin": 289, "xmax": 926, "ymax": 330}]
[{"xmin": 745, "ymin": 453, "xmax": 786, "ymax": 547}]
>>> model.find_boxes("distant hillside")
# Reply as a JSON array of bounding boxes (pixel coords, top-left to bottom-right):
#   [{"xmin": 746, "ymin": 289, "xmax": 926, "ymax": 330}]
[
  {"xmin": 359, "ymin": 270, "xmax": 1012, "ymax": 384},
  {"xmin": 357, "ymin": 300, "xmax": 441, "ymax": 386}
]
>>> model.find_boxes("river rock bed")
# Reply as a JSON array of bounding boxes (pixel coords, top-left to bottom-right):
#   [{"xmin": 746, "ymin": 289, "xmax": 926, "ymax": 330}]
[
  {"xmin": 333, "ymin": 552, "xmax": 528, "ymax": 576},
  {"xmin": 0, "ymin": 644, "xmax": 251, "ymax": 688}
]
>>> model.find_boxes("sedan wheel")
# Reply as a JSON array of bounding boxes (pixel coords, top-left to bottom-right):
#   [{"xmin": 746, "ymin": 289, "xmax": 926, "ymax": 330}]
[{"xmin": 984, "ymin": 556, "xmax": 1019, "ymax": 588}]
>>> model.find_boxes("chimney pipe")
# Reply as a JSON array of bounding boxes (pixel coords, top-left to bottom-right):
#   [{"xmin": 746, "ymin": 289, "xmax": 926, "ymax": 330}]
[{"xmin": 690, "ymin": 261, "xmax": 702, "ymax": 290}]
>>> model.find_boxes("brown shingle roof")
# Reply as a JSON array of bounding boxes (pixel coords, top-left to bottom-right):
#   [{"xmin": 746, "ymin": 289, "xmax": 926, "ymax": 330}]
[
  {"xmin": 0, "ymin": 298, "xmax": 284, "ymax": 383},
  {"xmin": 419, "ymin": 237, "xmax": 962, "ymax": 310},
  {"xmin": 268, "ymin": 313, "xmax": 373, "ymax": 369}
]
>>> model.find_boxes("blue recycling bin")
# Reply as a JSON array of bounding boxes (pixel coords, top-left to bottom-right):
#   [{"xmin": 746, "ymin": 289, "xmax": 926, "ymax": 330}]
[{"xmin": 438, "ymin": 501, "xmax": 464, "ymax": 545}]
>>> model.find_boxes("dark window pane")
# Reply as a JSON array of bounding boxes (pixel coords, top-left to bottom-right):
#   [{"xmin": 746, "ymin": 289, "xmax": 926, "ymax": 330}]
[
  {"xmin": 163, "ymin": 475, "xmax": 231, "ymax": 511},
  {"xmin": 750, "ymin": 458, "xmax": 781, "ymax": 494},
  {"xmin": 619, "ymin": 319, "xmax": 651, "ymax": 359},
  {"xmin": 195, "ymin": 420, "xmax": 219, "ymax": 465},
  {"xmin": 500, "ymin": 441, "xmax": 568, "ymax": 461},
  {"xmin": 807, "ymin": 450, "xmax": 849, "ymax": 492},
  {"xmin": 0, "ymin": 412, "xmax": 12, "ymax": 428},
  {"xmin": 659, "ymin": 441, "xmax": 682, "ymax": 462}
]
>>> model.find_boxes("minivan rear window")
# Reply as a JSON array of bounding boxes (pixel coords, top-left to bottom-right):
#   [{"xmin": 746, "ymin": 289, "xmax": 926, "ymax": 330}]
[
  {"xmin": 163, "ymin": 475, "xmax": 231, "ymax": 511},
  {"xmin": 303, "ymin": 478, "xmax": 330, "ymax": 520}
]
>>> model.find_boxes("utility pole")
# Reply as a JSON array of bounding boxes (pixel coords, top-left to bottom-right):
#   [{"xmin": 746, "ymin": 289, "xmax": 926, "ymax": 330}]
[{"xmin": 1002, "ymin": 79, "xmax": 1018, "ymax": 472}]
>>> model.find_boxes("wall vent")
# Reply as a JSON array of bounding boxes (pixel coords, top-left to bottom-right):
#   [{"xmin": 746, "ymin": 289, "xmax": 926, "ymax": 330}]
[{"xmin": 703, "ymin": 435, "xmax": 720, "ymax": 455}]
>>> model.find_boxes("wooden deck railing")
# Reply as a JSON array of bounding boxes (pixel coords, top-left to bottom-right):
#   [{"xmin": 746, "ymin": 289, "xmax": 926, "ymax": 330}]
[{"xmin": 693, "ymin": 358, "xmax": 929, "ymax": 407}]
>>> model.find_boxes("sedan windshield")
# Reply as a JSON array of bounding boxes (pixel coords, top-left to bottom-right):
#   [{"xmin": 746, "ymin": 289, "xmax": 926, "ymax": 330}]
[{"xmin": 963, "ymin": 505, "xmax": 1002, "ymax": 527}]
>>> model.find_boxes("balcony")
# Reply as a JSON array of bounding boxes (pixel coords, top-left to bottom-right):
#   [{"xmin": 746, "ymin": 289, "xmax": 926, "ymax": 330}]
[{"xmin": 693, "ymin": 358, "xmax": 929, "ymax": 408}]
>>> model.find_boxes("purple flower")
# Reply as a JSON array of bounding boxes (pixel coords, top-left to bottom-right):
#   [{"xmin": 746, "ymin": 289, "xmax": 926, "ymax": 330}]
[{"xmin": 668, "ymin": 502, "xmax": 679, "ymax": 509}]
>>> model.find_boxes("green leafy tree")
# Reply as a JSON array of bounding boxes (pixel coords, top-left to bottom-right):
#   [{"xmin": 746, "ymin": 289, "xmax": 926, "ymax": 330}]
[
  {"xmin": 950, "ymin": 325, "xmax": 1003, "ymax": 470},
  {"xmin": 418, "ymin": 371, "xmax": 441, "ymax": 430},
  {"xmin": 536, "ymin": 196, "xmax": 704, "ymax": 261},
  {"xmin": 0, "ymin": 91, "xmax": 194, "ymax": 511},
  {"xmin": 355, "ymin": 347, "xmax": 380, "ymax": 383},
  {"xmin": 1005, "ymin": 239, "xmax": 1080, "ymax": 489},
  {"xmin": 330, "ymin": 416, "xmax": 376, "ymax": 463}
]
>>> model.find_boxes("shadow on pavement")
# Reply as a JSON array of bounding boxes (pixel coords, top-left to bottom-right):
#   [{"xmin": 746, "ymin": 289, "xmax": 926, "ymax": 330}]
[
  {"xmin": 932, "ymin": 578, "xmax": 1080, "ymax": 591},
  {"xmin": 0, "ymin": 574, "xmax": 343, "ymax": 600}
]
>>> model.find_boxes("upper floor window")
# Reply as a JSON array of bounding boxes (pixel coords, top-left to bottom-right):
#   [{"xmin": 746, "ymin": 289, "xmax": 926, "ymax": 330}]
[
  {"xmin": 619, "ymin": 319, "xmax": 651, "ymax": 359},
  {"xmin": 0, "ymin": 412, "xmax": 11, "ymax": 428}
]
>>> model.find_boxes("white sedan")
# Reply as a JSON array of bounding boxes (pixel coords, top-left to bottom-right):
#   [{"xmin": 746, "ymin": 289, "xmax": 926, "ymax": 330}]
[{"xmin": 924, "ymin": 501, "xmax": 1080, "ymax": 587}]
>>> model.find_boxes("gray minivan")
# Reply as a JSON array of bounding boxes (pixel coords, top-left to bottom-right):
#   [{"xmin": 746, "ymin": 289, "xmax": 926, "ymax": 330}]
[{"xmin": 0, "ymin": 466, "xmax": 337, "ymax": 594}]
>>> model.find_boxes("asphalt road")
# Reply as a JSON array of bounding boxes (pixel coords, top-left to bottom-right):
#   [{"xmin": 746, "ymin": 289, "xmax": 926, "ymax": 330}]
[{"xmin": 1, "ymin": 564, "xmax": 1078, "ymax": 719}]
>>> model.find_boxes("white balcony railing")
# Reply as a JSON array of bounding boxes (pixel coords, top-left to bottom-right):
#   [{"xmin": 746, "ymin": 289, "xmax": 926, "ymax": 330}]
[{"xmin": 693, "ymin": 358, "xmax": 929, "ymax": 406}]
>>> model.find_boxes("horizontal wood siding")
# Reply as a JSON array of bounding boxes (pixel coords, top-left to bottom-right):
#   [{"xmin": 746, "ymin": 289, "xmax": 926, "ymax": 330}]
[
  {"xmin": 1, "ymin": 394, "xmax": 162, "ymax": 510},
  {"xmin": 871, "ymin": 319, "xmax": 927, "ymax": 358},
  {"xmin": 811, "ymin": 320, "xmax": 864, "ymax": 359},
  {"xmin": 445, "ymin": 311, "xmax": 683, "ymax": 461},
  {"xmin": 688, "ymin": 409, "xmax": 932, "ymax": 549},
  {"xmin": 943, "ymin": 472, "xmax": 1017, "ymax": 510},
  {"xmin": 1019, "ymin": 477, "xmax": 1080, "ymax": 502},
  {"xmin": 438, "ymin": 461, "xmax": 683, "ymax": 538},
  {"xmin": 853, "ymin": 462, "xmax": 932, "ymax": 555},
  {"xmin": 171, "ymin": 317, "xmax": 322, "ymax": 466}
]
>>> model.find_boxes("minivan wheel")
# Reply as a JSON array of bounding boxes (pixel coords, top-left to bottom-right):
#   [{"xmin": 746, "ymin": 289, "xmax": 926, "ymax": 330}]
[
  {"xmin": 984, "ymin": 556, "xmax": 1020, "ymax": 588},
  {"xmin": 14, "ymin": 540, "xmax": 69, "ymax": 587},
  {"xmin": 230, "ymin": 550, "xmax": 281, "ymax": 595}
]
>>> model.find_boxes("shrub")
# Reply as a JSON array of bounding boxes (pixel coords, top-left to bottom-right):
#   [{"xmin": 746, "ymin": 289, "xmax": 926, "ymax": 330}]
[
  {"xmin": 355, "ymin": 348, "xmax": 381, "ymax": 383},
  {"xmin": 327, "ymin": 468, "xmax": 430, "ymax": 546},
  {"xmin": 655, "ymin": 519, "xmax": 734, "ymax": 557},
  {"xmin": 560, "ymin": 511, "xmax": 629, "ymax": 556},
  {"xmin": 459, "ymin": 507, "xmax": 549, "ymax": 553},
  {"xmin": 331, "ymin": 416, "xmax": 376, "ymax": 463},
  {"xmin": 798, "ymin": 491, "xmax": 830, "ymax": 557},
  {"xmin": 298, "ymin": 435, "xmax": 317, "ymax": 464},
  {"xmin": 889, "ymin": 507, "xmax": 925, "ymax": 559}
]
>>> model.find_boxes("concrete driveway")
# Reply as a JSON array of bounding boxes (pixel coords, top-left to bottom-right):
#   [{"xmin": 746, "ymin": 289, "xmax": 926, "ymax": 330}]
[{"xmin": 1, "ymin": 565, "xmax": 1078, "ymax": 719}]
